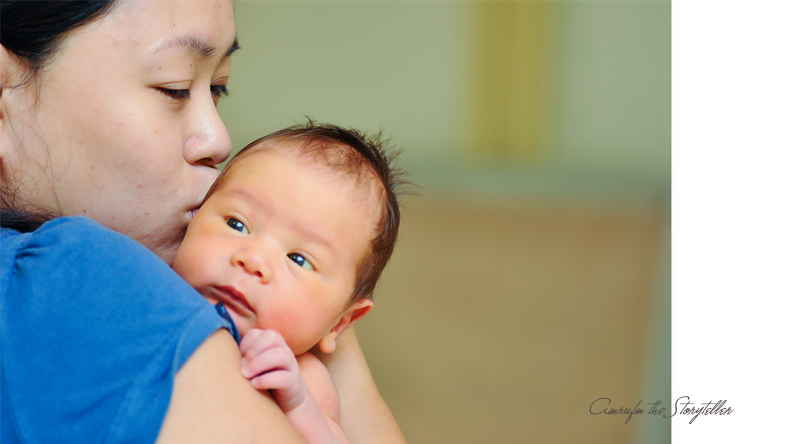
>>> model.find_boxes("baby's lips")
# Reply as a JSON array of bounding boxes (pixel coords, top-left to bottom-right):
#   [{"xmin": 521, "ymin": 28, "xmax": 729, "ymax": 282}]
[{"xmin": 212, "ymin": 285, "xmax": 255, "ymax": 316}]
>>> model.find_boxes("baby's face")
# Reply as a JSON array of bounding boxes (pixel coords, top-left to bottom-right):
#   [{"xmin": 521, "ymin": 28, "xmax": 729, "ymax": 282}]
[{"xmin": 173, "ymin": 146, "xmax": 376, "ymax": 354}]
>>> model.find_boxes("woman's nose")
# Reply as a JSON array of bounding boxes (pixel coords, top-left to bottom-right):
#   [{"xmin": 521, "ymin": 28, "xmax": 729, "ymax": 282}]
[
  {"xmin": 183, "ymin": 97, "xmax": 232, "ymax": 168},
  {"xmin": 232, "ymin": 246, "xmax": 274, "ymax": 284}
]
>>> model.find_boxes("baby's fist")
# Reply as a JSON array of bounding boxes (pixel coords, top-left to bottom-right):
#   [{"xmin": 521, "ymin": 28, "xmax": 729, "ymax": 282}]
[{"xmin": 239, "ymin": 328, "xmax": 307, "ymax": 412}]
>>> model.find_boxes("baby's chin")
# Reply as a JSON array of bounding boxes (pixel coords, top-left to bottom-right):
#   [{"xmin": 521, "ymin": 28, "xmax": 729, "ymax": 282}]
[{"xmin": 218, "ymin": 311, "xmax": 319, "ymax": 355}]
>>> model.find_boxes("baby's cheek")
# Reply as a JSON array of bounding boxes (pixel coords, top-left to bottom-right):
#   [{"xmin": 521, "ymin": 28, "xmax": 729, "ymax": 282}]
[
  {"xmin": 270, "ymin": 312, "xmax": 306, "ymax": 341},
  {"xmin": 170, "ymin": 250, "xmax": 195, "ymax": 281}
]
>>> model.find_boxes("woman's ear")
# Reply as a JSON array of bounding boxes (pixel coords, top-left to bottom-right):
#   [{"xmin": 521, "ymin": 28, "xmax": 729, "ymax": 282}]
[
  {"xmin": 317, "ymin": 299, "xmax": 373, "ymax": 354},
  {"xmin": 0, "ymin": 46, "xmax": 8, "ymax": 121},
  {"xmin": 1, "ymin": 44, "xmax": 16, "ymax": 125},
  {"xmin": 0, "ymin": 44, "xmax": 21, "ymax": 154}
]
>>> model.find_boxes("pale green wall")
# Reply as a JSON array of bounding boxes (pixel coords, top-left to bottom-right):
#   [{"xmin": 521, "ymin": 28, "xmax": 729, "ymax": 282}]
[
  {"xmin": 219, "ymin": 1, "xmax": 465, "ymax": 164},
  {"xmin": 556, "ymin": 1, "xmax": 670, "ymax": 185},
  {"xmin": 219, "ymin": 1, "xmax": 670, "ymax": 202}
]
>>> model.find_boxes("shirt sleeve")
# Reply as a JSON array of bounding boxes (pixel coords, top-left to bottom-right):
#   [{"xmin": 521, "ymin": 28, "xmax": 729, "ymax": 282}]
[{"xmin": 1, "ymin": 216, "xmax": 234, "ymax": 444}]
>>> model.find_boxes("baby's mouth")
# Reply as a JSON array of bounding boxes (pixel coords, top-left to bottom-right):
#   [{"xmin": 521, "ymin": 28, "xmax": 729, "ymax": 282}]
[{"xmin": 212, "ymin": 286, "xmax": 255, "ymax": 316}]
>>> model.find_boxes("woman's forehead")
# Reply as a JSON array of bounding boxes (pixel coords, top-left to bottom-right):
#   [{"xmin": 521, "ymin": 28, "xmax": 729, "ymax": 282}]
[{"xmin": 98, "ymin": 0, "xmax": 236, "ymax": 52}]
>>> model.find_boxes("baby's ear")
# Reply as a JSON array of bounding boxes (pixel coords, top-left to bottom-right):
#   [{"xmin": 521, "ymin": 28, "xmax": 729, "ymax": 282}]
[{"xmin": 317, "ymin": 299, "xmax": 373, "ymax": 354}]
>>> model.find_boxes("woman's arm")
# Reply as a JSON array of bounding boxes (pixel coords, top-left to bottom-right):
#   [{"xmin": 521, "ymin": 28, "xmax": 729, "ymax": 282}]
[
  {"xmin": 157, "ymin": 331, "xmax": 309, "ymax": 444},
  {"xmin": 317, "ymin": 328, "xmax": 407, "ymax": 444}
]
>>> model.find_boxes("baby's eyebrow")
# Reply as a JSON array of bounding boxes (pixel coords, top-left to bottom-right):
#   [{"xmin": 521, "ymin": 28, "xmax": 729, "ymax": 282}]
[
  {"xmin": 229, "ymin": 188, "xmax": 335, "ymax": 252},
  {"xmin": 295, "ymin": 223, "xmax": 335, "ymax": 253}
]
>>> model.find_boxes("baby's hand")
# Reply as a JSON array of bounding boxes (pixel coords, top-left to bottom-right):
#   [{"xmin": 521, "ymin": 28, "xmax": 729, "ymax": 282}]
[{"xmin": 239, "ymin": 328, "xmax": 308, "ymax": 413}]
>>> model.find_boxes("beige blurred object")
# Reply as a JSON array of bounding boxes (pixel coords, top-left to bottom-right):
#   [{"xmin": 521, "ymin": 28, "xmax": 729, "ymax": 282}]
[{"xmin": 357, "ymin": 195, "xmax": 666, "ymax": 444}]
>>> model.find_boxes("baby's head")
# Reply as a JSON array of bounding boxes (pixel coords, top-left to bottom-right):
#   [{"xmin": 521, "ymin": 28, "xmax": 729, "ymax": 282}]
[{"xmin": 173, "ymin": 122, "xmax": 403, "ymax": 355}]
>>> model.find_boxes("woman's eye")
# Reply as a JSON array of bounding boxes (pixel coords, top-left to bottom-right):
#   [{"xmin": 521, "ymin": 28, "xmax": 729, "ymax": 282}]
[
  {"xmin": 210, "ymin": 85, "xmax": 229, "ymax": 106},
  {"xmin": 211, "ymin": 85, "xmax": 229, "ymax": 98},
  {"xmin": 225, "ymin": 218, "xmax": 249, "ymax": 234},
  {"xmin": 157, "ymin": 88, "xmax": 191, "ymax": 100},
  {"xmin": 288, "ymin": 253, "xmax": 315, "ymax": 271}
]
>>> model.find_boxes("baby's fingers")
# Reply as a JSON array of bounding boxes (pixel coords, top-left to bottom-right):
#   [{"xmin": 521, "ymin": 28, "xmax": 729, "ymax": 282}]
[
  {"xmin": 239, "ymin": 328, "xmax": 287, "ymax": 359},
  {"xmin": 241, "ymin": 342, "xmax": 297, "ymax": 379},
  {"xmin": 249, "ymin": 369, "xmax": 296, "ymax": 391},
  {"xmin": 239, "ymin": 328, "xmax": 266, "ymax": 355}
]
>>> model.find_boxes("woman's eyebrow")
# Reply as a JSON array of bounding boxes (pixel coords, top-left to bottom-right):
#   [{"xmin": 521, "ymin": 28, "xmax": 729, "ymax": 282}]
[
  {"xmin": 152, "ymin": 36, "xmax": 239, "ymax": 59},
  {"xmin": 226, "ymin": 38, "xmax": 240, "ymax": 57}
]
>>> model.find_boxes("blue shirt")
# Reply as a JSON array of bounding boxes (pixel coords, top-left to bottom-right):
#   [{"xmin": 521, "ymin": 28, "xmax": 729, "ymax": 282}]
[{"xmin": 1, "ymin": 216, "xmax": 235, "ymax": 443}]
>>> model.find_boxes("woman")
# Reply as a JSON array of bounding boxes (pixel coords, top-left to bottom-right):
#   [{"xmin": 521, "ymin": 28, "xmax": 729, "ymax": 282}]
[{"xmin": 0, "ymin": 1, "xmax": 405, "ymax": 443}]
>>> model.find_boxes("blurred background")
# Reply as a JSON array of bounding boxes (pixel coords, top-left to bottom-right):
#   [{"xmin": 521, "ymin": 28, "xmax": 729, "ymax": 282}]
[{"xmin": 219, "ymin": 1, "xmax": 670, "ymax": 443}]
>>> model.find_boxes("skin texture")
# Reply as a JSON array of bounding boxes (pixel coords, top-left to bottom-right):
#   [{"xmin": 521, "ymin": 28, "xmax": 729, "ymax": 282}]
[
  {"xmin": 0, "ymin": 0, "xmax": 234, "ymax": 263},
  {"xmin": 173, "ymin": 147, "xmax": 373, "ymax": 355}
]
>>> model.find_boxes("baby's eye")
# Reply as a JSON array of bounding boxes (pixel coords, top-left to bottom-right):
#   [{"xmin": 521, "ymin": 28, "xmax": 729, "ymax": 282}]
[
  {"xmin": 288, "ymin": 253, "xmax": 315, "ymax": 271},
  {"xmin": 225, "ymin": 218, "xmax": 249, "ymax": 234}
]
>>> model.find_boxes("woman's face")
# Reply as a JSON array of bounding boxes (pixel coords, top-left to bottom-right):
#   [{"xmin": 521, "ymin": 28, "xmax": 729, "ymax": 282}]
[{"xmin": 0, "ymin": 0, "xmax": 237, "ymax": 263}]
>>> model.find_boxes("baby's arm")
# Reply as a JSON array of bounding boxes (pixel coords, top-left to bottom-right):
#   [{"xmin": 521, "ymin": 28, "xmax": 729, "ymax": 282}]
[
  {"xmin": 240, "ymin": 329, "xmax": 348, "ymax": 444},
  {"xmin": 297, "ymin": 352, "xmax": 348, "ymax": 444}
]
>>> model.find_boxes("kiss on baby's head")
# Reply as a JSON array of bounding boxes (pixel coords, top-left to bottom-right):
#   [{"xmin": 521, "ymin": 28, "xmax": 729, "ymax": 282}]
[{"xmin": 172, "ymin": 122, "xmax": 405, "ymax": 355}]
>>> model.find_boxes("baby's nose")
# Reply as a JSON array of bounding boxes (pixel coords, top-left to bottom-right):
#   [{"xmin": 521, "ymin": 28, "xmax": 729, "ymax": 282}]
[{"xmin": 233, "ymin": 248, "xmax": 274, "ymax": 284}]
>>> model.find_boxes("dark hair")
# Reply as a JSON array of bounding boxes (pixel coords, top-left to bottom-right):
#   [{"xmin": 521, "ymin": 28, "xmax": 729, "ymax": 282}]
[
  {"xmin": 206, "ymin": 121, "xmax": 410, "ymax": 305},
  {"xmin": 1, "ymin": 0, "xmax": 119, "ymax": 83},
  {"xmin": 1, "ymin": 0, "xmax": 119, "ymax": 231}
]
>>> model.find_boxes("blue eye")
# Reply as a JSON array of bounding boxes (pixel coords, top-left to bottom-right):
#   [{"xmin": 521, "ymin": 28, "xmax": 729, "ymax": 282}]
[
  {"xmin": 288, "ymin": 253, "xmax": 315, "ymax": 270},
  {"xmin": 226, "ymin": 218, "xmax": 249, "ymax": 234}
]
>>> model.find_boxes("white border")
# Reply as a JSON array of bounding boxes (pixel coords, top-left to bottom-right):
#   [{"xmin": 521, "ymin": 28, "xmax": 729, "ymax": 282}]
[{"xmin": 673, "ymin": 0, "xmax": 799, "ymax": 441}]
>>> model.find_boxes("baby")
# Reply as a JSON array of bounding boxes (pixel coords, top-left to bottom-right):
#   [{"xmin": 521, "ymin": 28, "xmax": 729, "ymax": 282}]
[{"xmin": 172, "ymin": 122, "xmax": 404, "ymax": 444}]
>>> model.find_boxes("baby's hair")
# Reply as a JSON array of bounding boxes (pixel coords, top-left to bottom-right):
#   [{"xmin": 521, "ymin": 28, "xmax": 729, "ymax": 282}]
[{"xmin": 205, "ymin": 120, "xmax": 409, "ymax": 305}]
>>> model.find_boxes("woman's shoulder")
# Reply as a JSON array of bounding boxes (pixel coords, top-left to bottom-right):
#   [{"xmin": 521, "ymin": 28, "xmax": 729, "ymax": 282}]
[
  {"xmin": 1, "ymin": 214, "xmax": 224, "ymax": 383},
  {"xmin": 6, "ymin": 215, "xmax": 149, "ymax": 254},
  {"xmin": 3, "ymin": 215, "xmax": 174, "ymax": 280},
  {"xmin": 39, "ymin": 213, "xmax": 122, "ymax": 234},
  {"xmin": 1, "ymin": 215, "xmax": 232, "ymax": 443},
  {"xmin": 1, "ymin": 214, "xmax": 220, "ymax": 359},
  {"xmin": 2, "ymin": 214, "xmax": 208, "ymax": 323}
]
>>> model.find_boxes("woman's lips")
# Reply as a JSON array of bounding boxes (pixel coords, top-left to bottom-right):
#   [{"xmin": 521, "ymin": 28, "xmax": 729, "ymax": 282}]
[{"xmin": 212, "ymin": 286, "xmax": 254, "ymax": 316}]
